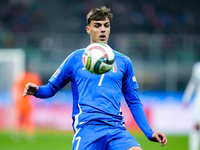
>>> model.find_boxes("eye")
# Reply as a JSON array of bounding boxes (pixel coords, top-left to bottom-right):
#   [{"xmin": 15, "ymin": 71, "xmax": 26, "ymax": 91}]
[
  {"xmin": 104, "ymin": 23, "xmax": 110, "ymax": 28},
  {"xmin": 94, "ymin": 23, "xmax": 101, "ymax": 28}
]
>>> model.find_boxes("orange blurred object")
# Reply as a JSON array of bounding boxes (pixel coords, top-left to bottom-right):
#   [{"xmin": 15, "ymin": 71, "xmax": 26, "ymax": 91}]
[{"xmin": 12, "ymin": 71, "xmax": 42, "ymax": 137}]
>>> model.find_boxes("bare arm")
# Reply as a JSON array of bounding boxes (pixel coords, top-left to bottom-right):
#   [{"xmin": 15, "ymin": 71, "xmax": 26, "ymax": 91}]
[{"xmin": 23, "ymin": 82, "xmax": 39, "ymax": 97}]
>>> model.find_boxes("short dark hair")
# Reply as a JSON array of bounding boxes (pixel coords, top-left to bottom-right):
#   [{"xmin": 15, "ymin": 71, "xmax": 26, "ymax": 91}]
[{"xmin": 86, "ymin": 6, "xmax": 113, "ymax": 25}]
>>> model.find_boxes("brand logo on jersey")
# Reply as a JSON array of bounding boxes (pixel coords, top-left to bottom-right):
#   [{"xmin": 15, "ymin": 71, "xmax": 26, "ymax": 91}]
[
  {"xmin": 111, "ymin": 62, "xmax": 117, "ymax": 73},
  {"xmin": 132, "ymin": 76, "xmax": 137, "ymax": 82},
  {"xmin": 53, "ymin": 69, "xmax": 60, "ymax": 77}
]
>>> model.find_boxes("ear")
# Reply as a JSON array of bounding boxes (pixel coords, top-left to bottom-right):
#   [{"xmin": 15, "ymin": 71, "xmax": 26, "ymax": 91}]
[{"xmin": 86, "ymin": 26, "xmax": 90, "ymax": 34}]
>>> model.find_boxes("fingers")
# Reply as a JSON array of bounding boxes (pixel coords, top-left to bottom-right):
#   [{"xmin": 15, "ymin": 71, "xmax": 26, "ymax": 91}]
[
  {"xmin": 160, "ymin": 133, "xmax": 167, "ymax": 146},
  {"xmin": 152, "ymin": 131, "xmax": 167, "ymax": 147},
  {"xmin": 23, "ymin": 83, "xmax": 38, "ymax": 97},
  {"xmin": 23, "ymin": 83, "xmax": 30, "ymax": 97}
]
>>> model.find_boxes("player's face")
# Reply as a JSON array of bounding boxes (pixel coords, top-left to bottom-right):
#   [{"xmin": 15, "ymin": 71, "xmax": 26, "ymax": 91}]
[{"xmin": 86, "ymin": 17, "xmax": 110, "ymax": 44}]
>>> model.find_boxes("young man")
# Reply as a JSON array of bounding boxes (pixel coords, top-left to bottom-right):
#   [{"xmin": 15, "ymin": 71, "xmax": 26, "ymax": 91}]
[
  {"xmin": 23, "ymin": 6, "xmax": 167, "ymax": 150},
  {"xmin": 182, "ymin": 62, "xmax": 200, "ymax": 150}
]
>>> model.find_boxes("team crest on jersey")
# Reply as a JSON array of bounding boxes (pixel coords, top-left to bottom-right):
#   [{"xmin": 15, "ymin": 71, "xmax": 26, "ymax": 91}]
[
  {"xmin": 111, "ymin": 62, "xmax": 117, "ymax": 73},
  {"xmin": 53, "ymin": 69, "xmax": 60, "ymax": 77}
]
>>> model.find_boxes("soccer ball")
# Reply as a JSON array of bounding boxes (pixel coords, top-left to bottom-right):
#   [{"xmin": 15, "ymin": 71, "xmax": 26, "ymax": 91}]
[{"xmin": 82, "ymin": 43, "xmax": 115, "ymax": 74}]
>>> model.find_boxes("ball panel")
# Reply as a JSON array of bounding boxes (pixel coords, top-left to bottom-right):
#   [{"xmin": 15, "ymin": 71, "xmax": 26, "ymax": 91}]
[
  {"xmin": 94, "ymin": 61, "xmax": 101, "ymax": 74},
  {"xmin": 82, "ymin": 43, "xmax": 115, "ymax": 74},
  {"xmin": 85, "ymin": 54, "xmax": 91, "ymax": 70}
]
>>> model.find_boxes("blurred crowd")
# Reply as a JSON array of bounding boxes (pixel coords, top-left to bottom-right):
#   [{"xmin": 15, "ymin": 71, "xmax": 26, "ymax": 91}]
[
  {"xmin": 0, "ymin": 0, "xmax": 200, "ymax": 59},
  {"xmin": 62, "ymin": 0, "xmax": 200, "ymax": 34},
  {"xmin": 0, "ymin": 0, "xmax": 43, "ymax": 48},
  {"xmin": 113, "ymin": 0, "xmax": 199, "ymax": 34},
  {"xmin": 0, "ymin": 0, "xmax": 199, "ymax": 38},
  {"xmin": 0, "ymin": 0, "xmax": 199, "ymax": 91}
]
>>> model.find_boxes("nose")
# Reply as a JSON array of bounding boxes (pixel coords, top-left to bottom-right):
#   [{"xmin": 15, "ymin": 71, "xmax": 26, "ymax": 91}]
[{"xmin": 100, "ymin": 26, "xmax": 106, "ymax": 33}]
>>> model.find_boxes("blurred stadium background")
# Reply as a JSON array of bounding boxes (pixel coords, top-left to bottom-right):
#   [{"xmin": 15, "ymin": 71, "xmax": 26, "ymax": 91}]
[{"xmin": 0, "ymin": 0, "xmax": 199, "ymax": 149}]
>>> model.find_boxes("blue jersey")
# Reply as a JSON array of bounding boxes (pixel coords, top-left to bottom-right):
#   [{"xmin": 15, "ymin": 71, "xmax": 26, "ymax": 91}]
[
  {"xmin": 35, "ymin": 48, "xmax": 154, "ymax": 140},
  {"xmin": 48, "ymin": 49, "xmax": 139, "ymax": 131}
]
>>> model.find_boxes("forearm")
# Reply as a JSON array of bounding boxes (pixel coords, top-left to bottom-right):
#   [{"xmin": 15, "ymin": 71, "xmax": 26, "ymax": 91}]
[
  {"xmin": 129, "ymin": 103, "xmax": 154, "ymax": 140},
  {"xmin": 124, "ymin": 90, "xmax": 154, "ymax": 140},
  {"xmin": 34, "ymin": 82, "xmax": 59, "ymax": 98}
]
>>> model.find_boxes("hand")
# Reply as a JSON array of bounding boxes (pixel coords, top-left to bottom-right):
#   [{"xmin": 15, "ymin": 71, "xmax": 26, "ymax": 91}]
[
  {"xmin": 23, "ymin": 83, "xmax": 39, "ymax": 97},
  {"xmin": 152, "ymin": 131, "xmax": 167, "ymax": 147}
]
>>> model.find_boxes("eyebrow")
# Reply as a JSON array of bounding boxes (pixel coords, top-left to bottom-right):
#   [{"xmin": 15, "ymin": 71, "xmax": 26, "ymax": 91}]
[{"xmin": 94, "ymin": 21, "xmax": 110, "ymax": 25}]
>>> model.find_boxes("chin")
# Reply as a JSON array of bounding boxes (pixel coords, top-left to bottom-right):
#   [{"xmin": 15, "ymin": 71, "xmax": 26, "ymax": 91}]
[{"xmin": 99, "ymin": 40, "xmax": 107, "ymax": 44}]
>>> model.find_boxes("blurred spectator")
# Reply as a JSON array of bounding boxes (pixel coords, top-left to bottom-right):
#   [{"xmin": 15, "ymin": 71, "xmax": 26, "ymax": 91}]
[
  {"xmin": 182, "ymin": 62, "xmax": 200, "ymax": 150},
  {"xmin": 12, "ymin": 63, "xmax": 42, "ymax": 140}
]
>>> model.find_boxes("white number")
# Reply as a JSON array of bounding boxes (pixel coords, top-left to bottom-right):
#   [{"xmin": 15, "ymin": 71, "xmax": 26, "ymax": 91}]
[
  {"xmin": 75, "ymin": 136, "xmax": 81, "ymax": 150},
  {"xmin": 98, "ymin": 74, "xmax": 105, "ymax": 86}
]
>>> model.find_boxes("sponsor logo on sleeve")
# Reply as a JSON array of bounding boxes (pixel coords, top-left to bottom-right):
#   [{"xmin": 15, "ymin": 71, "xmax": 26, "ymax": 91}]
[{"xmin": 53, "ymin": 69, "xmax": 60, "ymax": 77}]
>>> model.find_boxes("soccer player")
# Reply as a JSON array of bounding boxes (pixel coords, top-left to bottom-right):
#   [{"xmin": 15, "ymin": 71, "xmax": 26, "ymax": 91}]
[
  {"xmin": 182, "ymin": 62, "xmax": 200, "ymax": 150},
  {"xmin": 23, "ymin": 6, "xmax": 167, "ymax": 150},
  {"xmin": 12, "ymin": 63, "xmax": 42, "ymax": 139}
]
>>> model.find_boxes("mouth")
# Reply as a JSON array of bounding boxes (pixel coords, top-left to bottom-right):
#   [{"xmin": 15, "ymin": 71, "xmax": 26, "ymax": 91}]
[{"xmin": 99, "ymin": 35, "xmax": 106, "ymax": 40}]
